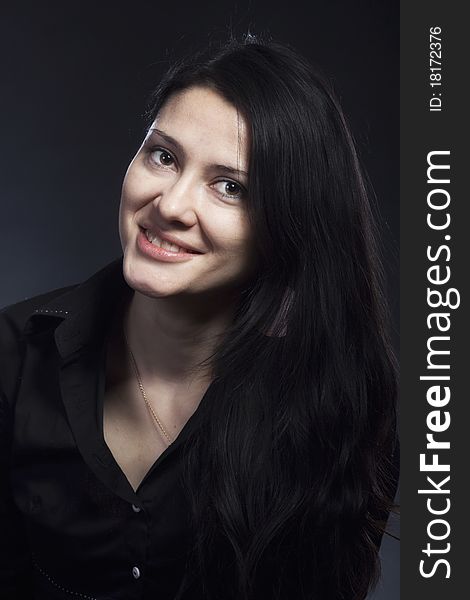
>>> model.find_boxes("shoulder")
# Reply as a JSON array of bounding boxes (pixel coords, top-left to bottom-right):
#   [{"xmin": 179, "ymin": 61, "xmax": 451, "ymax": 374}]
[
  {"xmin": 0, "ymin": 256, "xmax": 125, "ymax": 410},
  {"xmin": 0, "ymin": 285, "xmax": 76, "ymax": 405},
  {"xmin": 0, "ymin": 285, "xmax": 78, "ymax": 352},
  {"xmin": 0, "ymin": 255, "xmax": 125, "ymax": 340},
  {"xmin": 0, "ymin": 285, "xmax": 77, "ymax": 333}
]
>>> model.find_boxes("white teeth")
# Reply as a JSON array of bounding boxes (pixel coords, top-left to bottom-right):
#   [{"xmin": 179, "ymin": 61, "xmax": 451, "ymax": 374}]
[
  {"xmin": 160, "ymin": 239, "xmax": 180, "ymax": 252},
  {"xmin": 144, "ymin": 229, "xmax": 190, "ymax": 253},
  {"xmin": 145, "ymin": 230, "xmax": 156, "ymax": 243}
]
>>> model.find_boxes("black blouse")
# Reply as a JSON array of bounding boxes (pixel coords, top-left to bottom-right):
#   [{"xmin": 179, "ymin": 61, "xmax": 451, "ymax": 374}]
[
  {"xmin": 0, "ymin": 257, "xmax": 399, "ymax": 600},
  {"xmin": 0, "ymin": 257, "xmax": 211, "ymax": 599}
]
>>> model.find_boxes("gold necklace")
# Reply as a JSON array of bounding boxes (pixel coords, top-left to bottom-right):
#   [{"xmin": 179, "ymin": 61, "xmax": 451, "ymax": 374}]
[{"xmin": 123, "ymin": 329, "xmax": 173, "ymax": 446}]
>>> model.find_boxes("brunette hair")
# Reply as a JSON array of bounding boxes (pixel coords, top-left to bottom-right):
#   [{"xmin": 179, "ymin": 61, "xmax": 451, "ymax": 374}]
[{"xmin": 146, "ymin": 34, "xmax": 398, "ymax": 600}]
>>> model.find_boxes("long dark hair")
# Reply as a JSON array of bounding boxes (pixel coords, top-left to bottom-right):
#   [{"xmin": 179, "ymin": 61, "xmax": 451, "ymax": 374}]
[{"xmin": 146, "ymin": 35, "xmax": 398, "ymax": 600}]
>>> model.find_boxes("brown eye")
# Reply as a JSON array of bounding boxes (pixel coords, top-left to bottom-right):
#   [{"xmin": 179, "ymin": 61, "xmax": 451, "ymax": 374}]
[
  {"xmin": 150, "ymin": 148, "xmax": 175, "ymax": 167},
  {"xmin": 213, "ymin": 180, "xmax": 245, "ymax": 201},
  {"xmin": 225, "ymin": 182, "xmax": 241, "ymax": 196}
]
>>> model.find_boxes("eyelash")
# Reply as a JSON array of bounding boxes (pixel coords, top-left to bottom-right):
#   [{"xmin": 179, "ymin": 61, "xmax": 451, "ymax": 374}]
[{"xmin": 145, "ymin": 145, "xmax": 246, "ymax": 201}]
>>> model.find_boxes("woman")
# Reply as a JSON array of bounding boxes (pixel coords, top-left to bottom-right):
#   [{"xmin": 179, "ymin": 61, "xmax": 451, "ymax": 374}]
[{"xmin": 0, "ymin": 35, "xmax": 399, "ymax": 599}]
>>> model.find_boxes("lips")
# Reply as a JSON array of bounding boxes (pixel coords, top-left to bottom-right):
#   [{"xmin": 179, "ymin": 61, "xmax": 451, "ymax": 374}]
[{"xmin": 140, "ymin": 226, "xmax": 202, "ymax": 254}]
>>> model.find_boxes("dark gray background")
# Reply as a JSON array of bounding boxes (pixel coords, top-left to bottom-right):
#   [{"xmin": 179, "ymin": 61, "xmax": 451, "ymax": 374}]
[{"xmin": 0, "ymin": 2, "xmax": 399, "ymax": 598}]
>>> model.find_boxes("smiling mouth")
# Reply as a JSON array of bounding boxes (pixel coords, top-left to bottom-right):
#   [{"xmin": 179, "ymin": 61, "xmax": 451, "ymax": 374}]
[{"xmin": 142, "ymin": 228, "xmax": 200, "ymax": 254}]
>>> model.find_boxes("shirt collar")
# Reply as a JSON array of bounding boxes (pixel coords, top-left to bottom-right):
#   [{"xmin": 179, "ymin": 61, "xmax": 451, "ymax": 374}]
[{"xmin": 24, "ymin": 256, "xmax": 131, "ymax": 358}]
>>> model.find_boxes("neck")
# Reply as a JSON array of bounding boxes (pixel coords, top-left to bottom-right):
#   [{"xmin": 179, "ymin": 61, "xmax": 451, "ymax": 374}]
[{"xmin": 122, "ymin": 290, "xmax": 237, "ymax": 384}]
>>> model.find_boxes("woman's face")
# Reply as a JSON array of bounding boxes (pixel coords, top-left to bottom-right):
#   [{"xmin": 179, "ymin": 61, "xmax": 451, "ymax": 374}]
[{"xmin": 119, "ymin": 85, "xmax": 257, "ymax": 302}]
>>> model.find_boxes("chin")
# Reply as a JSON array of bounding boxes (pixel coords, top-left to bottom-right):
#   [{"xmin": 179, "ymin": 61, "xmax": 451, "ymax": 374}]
[{"xmin": 123, "ymin": 257, "xmax": 187, "ymax": 298}]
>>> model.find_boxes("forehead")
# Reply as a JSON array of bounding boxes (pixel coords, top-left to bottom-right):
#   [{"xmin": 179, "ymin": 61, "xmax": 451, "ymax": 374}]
[{"xmin": 151, "ymin": 86, "xmax": 250, "ymax": 168}]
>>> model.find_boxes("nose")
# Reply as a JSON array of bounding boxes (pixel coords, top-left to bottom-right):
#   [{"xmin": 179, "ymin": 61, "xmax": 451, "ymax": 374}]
[{"xmin": 152, "ymin": 172, "xmax": 199, "ymax": 228}]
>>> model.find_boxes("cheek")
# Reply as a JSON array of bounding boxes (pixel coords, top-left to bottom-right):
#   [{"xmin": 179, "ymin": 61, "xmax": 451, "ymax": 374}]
[
  {"xmin": 209, "ymin": 215, "xmax": 254, "ymax": 264},
  {"xmin": 120, "ymin": 157, "xmax": 157, "ymax": 208},
  {"xmin": 121, "ymin": 172, "xmax": 144, "ymax": 210},
  {"xmin": 231, "ymin": 215, "xmax": 258, "ymax": 270},
  {"xmin": 118, "ymin": 173, "xmax": 144, "ymax": 245},
  {"xmin": 229, "ymin": 215, "xmax": 254, "ymax": 257}
]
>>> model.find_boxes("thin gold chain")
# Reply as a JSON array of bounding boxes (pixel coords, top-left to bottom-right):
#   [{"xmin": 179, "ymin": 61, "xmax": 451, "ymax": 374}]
[{"xmin": 123, "ymin": 329, "xmax": 173, "ymax": 446}]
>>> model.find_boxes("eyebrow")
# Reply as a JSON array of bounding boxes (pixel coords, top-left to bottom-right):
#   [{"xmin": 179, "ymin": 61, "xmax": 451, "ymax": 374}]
[{"xmin": 148, "ymin": 128, "xmax": 249, "ymax": 179}]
